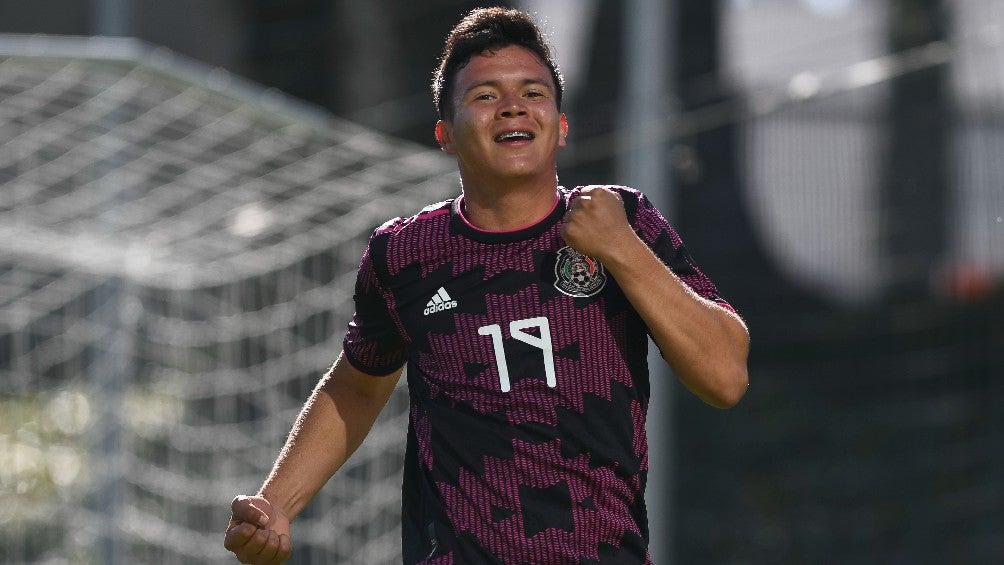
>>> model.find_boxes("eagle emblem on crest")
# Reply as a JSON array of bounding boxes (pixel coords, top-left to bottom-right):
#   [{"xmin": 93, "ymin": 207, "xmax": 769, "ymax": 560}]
[{"xmin": 554, "ymin": 246, "xmax": 606, "ymax": 297}]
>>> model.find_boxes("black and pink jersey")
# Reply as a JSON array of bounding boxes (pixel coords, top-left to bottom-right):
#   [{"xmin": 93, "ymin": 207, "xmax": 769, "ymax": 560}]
[{"xmin": 343, "ymin": 186, "xmax": 732, "ymax": 564}]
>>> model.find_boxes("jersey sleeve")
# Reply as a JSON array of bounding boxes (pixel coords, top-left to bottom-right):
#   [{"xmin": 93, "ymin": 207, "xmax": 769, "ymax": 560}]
[
  {"xmin": 625, "ymin": 188, "xmax": 736, "ymax": 312},
  {"xmin": 342, "ymin": 236, "xmax": 408, "ymax": 376}
]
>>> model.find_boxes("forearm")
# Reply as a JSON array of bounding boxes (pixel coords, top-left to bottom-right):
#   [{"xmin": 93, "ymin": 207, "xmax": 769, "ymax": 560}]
[
  {"xmin": 258, "ymin": 354, "xmax": 402, "ymax": 520},
  {"xmin": 603, "ymin": 235, "xmax": 749, "ymax": 408},
  {"xmin": 560, "ymin": 186, "xmax": 748, "ymax": 407}
]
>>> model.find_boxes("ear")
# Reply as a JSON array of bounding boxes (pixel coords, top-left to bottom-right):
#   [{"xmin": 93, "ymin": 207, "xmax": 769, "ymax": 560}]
[
  {"xmin": 435, "ymin": 120, "xmax": 456, "ymax": 154},
  {"xmin": 558, "ymin": 114, "xmax": 569, "ymax": 148}
]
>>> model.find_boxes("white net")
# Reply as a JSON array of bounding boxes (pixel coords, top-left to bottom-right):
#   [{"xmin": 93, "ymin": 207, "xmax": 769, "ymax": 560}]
[{"xmin": 0, "ymin": 35, "xmax": 457, "ymax": 564}]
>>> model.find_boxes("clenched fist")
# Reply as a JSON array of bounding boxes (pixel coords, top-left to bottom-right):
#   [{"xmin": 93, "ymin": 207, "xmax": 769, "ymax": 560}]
[
  {"xmin": 560, "ymin": 185, "xmax": 636, "ymax": 262},
  {"xmin": 224, "ymin": 495, "xmax": 292, "ymax": 565}
]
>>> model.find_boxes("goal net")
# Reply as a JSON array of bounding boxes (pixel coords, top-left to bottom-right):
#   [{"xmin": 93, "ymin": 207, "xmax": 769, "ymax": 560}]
[{"xmin": 0, "ymin": 35, "xmax": 457, "ymax": 564}]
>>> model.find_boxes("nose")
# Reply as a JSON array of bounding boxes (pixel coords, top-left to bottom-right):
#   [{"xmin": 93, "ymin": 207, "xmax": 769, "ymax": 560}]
[{"xmin": 497, "ymin": 93, "xmax": 527, "ymax": 118}]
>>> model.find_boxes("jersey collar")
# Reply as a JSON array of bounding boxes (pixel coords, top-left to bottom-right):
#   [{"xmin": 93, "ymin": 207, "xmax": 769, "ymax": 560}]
[{"xmin": 450, "ymin": 189, "xmax": 566, "ymax": 243}]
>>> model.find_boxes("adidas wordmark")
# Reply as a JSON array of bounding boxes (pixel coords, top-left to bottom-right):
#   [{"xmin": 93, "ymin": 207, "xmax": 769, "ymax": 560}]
[{"xmin": 424, "ymin": 287, "xmax": 458, "ymax": 316}]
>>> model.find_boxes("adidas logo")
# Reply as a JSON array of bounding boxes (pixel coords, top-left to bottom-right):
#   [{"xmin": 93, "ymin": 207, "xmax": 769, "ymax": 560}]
[{"xmin": 423, "ymin": 287, "xmax": 458, "ymax": 316}]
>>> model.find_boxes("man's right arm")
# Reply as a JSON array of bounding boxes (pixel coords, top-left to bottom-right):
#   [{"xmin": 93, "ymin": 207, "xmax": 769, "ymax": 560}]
[{"xmin": 224, "ymin": 352, "xmax": 404, "ymax": 564}]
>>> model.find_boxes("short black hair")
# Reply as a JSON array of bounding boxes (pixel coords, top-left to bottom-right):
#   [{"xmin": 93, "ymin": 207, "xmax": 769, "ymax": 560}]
[{"xmin": 432, "ymin": 7, "xmax": 564, "ymax": 121}]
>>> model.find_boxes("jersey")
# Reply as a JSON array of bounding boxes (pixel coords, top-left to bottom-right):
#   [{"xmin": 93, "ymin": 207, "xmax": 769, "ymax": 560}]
[{"xmin": 342, "ymin": 185, "xmax": 733, "ymax": 565}]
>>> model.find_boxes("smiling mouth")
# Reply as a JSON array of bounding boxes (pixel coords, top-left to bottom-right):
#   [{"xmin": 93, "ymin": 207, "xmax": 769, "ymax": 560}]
[{"xmin": 494, "ymin": 131, "xmax": 535, "ymax": 143}]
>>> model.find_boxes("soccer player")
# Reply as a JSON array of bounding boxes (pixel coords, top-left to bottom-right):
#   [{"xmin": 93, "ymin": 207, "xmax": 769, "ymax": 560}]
[{"xmin": 225, "ymin": 7, "xmax": 749, "ymax": 564}]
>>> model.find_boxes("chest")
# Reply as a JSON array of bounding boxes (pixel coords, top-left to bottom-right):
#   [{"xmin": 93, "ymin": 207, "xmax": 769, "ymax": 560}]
[{"xmin": 386, "ymin": 240, "xmax": 641, "ymax": 404}]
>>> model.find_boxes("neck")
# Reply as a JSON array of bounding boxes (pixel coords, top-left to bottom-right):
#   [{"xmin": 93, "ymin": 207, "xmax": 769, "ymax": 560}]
[{"xmin": 460, "ymin": 178, "xmax": 559, "ymax": 231}]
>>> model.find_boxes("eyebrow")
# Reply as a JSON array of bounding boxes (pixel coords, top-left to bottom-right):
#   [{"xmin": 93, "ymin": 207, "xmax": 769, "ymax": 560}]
[{"xmin": 461, "ymin": 78, "xmax": 554, "ymax": 97}]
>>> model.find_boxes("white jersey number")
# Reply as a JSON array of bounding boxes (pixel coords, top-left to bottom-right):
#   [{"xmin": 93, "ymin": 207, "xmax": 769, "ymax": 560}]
[{"xmin": 477, "ymin": 316, "xmax": 556, "ymax": 393}]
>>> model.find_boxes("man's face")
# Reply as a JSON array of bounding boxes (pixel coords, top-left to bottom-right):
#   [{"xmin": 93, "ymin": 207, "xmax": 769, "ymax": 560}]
[{"xmin": 436, "ymin": 45, "xmax": 567, "ymax": 188}]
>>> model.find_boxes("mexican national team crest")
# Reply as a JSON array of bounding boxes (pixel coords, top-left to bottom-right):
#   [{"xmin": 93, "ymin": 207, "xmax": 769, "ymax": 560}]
[{"xmin": 554, "ymin": 246, "xmax": 607, "ymax": 297}]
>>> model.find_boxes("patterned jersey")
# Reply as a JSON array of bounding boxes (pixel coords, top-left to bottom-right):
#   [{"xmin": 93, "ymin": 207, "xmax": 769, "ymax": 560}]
[{"xmin": 342, "ymin": 186, "xmax": 732, "ymax": 564}]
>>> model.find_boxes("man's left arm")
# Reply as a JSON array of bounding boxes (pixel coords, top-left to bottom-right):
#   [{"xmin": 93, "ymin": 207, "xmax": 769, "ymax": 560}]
[{"xmin": 561, "ymin": 186, "xmax": 749, "ymax": 408}]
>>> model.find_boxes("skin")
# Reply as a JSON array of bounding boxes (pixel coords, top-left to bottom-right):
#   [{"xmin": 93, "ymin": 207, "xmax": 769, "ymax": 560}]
[
  {"xmin": 224, "ymin": 354, "xmax": 403, "ymax": 564},
  {"xmin": 225, "ymin": 42, "xmax": 748, "ymax": 565},
  {"xmin": 435, "ymin": 45, "xmax": 568, "ymax": 231}
]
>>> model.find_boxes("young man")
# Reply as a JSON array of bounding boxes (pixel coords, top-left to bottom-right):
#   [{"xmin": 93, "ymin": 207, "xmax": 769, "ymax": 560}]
[{"xmin": 225, "ymin": 7, "xmax": 748, "ymax": 564}]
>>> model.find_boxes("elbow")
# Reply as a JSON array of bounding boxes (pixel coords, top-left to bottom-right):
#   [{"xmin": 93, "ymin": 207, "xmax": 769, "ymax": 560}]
[
  {"xmin": 703, "ymin": 364, "xmax": 748, "ymax": 409},
  {"xmin": 714, "ymin": 324, "xmax": 750, "ymax": 408},
  {"xmin": 706, "ymin": 311, "xmax": 750, "ymax": 409},
  {"xmin": 714, "ymin": 367, "xmax": 749, "ymax": 409}
]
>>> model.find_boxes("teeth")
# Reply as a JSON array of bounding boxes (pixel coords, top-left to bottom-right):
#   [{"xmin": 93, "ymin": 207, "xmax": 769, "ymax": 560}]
[{"xmin": 496, "ymin": 131, "xmax": 533, "ymax": 142}]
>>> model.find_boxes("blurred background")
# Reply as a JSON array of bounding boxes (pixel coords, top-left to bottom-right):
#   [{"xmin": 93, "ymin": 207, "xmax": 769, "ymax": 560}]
[{"xmin": 1, "ymin": 0, "xmax": 1001, "ymax": 563}]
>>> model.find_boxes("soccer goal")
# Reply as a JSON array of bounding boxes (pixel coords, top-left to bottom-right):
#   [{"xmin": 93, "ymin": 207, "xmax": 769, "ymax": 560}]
[{"xmin": 0, "ymin": 34, "xmax": 456, "ymax": 564}]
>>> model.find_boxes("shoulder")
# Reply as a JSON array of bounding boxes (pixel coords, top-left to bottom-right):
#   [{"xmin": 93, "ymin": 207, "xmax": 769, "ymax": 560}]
[
  {"xmin": 371, "ymin": 198, "xmax": 455, "ymax": 239},
  {"xmin": 360, "ymin": 199, "xmax": 455, "ymax": 280}
]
